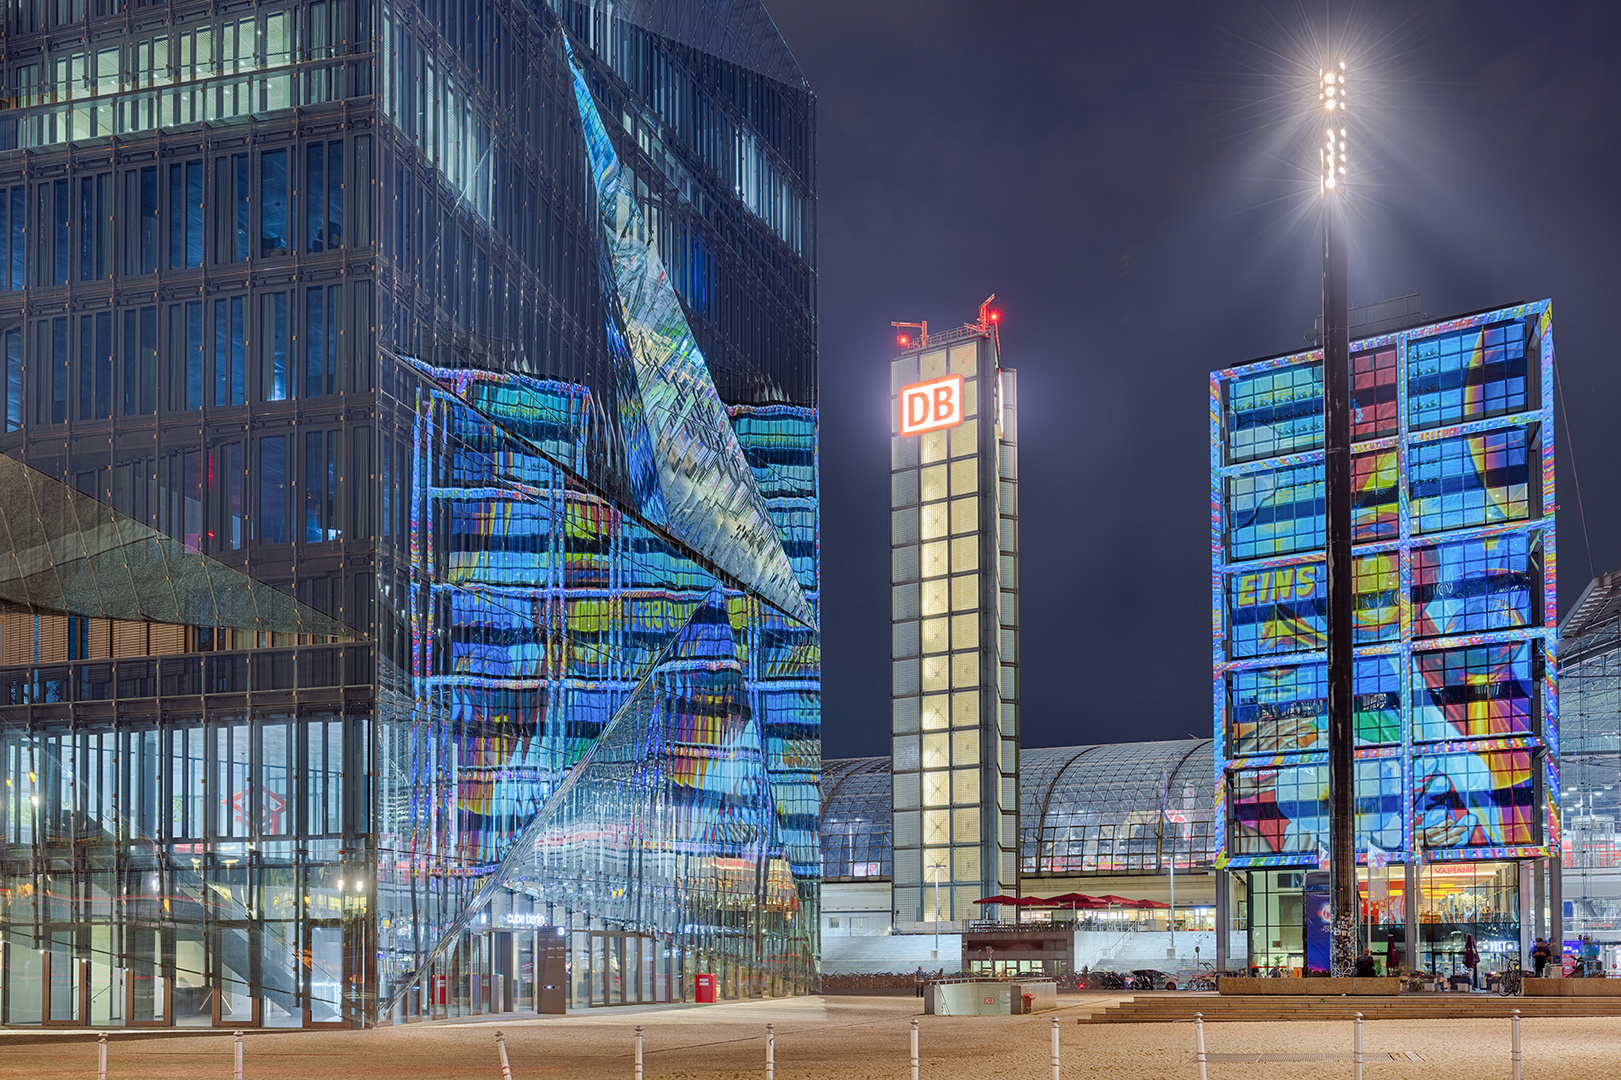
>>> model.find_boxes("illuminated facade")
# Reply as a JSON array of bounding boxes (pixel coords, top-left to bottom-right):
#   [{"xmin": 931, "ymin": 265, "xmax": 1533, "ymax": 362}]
[
  {"xmin": 1212, "ymin": 300, "xmax": 1558, "ymax": 976},
  {"xmin": 888, "ymin": 317, "xmax": 1018, "ymax": 930},
  {"xmin": 0, "ymin": 0, "xmax": 818, "ymax": 1026}
]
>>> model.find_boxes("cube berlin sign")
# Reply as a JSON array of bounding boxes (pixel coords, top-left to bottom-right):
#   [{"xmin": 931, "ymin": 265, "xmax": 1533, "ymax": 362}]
[{"xmin": 899, "ymin": 374, "xmax": 964, "ymax": 436}]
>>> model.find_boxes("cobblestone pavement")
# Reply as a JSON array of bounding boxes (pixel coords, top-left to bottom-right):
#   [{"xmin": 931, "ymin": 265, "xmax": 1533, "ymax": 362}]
[{"xmin": 3, "ymin": 994, "xmax": 1619, "ymax": 1079}]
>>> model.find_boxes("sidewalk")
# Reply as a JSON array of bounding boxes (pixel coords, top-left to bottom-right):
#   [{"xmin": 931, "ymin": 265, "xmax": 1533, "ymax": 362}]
[{"xmin": 2, "ymin": 995, "xmax": 1620, "ymax": 1079}]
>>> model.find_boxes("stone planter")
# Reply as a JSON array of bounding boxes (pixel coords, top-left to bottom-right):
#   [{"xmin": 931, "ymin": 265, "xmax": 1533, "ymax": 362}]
[
  {"xmin": 1523, "ymin": 977, "xmax": 1621, "ymax": 996},
  {"xmin": 1217, "ymin": 977, "xmax": 1401, "ymax": 995}
]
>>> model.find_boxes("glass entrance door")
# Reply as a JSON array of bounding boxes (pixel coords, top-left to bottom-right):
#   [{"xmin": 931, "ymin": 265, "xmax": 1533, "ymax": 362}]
[
  {"xmin": 585, "ymin": 933, "xmax": 659, "ymax": 1007},
  {"xmin": 307, "ymin": 923, "xmax": 344, "ymax": 1025}
]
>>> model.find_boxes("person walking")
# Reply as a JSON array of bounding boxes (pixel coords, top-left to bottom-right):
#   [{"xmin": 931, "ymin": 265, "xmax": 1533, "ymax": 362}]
[
  {"xmin": 1463, "ymin": 934, "xmax": 1480, "ymax": 990},
  {"xmin": 1532, "ymin": 938, "xmax": 1551, "ymax": 978},
  {"xmin": 914, "ymin": 966, "xmax": 925, "ymax": 999}
]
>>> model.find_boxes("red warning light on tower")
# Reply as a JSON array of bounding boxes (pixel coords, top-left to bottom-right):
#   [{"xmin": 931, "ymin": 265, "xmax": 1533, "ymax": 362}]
[{"xmin": 898, "ymin": 374, "xmax": 964, "ymax": 436}]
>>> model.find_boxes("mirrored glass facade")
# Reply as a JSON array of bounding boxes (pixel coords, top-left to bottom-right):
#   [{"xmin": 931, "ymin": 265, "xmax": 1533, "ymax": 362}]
[
  {"xmin": 1212, "ymin": 301, "xmax": 1556, "ymax": 972},
  {"xmin": 0, "ymin": 0, "xmax": 817, "ymax": 1026},
  {"xmin": 1557, "ymin": 571, "xmax": 1621, "ymax": 969}
]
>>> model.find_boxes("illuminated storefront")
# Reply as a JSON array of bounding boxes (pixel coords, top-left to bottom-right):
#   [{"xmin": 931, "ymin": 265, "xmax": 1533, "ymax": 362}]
[
  {"xmin": 1211, "ymin": 301, "xmax": 1558, "ymax": 976},
  {"xmin": 0, "ymin": 0, "xmax": 818, "ymax": 1026},
  {"xmin": 888, "ymin": 308, "xmax": 1020, "ymax": 929}
]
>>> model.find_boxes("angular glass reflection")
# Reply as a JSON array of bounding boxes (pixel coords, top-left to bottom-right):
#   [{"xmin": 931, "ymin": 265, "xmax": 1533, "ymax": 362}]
[
  {"xmin": 419, "ymin": 585, "xmax": 812, "ymax": 999},
  {"xmin": 0, "ymin": 449, "xmax": 350, "ymax": 636},
  {"xmin": 566, "ymin": 43, "xmax": 815, "ymax": 629}
]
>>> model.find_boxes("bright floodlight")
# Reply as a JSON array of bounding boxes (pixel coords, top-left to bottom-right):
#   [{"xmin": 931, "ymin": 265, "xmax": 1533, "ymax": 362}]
[{"xmin": 1319, "ymin": 62, "xmax": 1347, "ymax": 194}]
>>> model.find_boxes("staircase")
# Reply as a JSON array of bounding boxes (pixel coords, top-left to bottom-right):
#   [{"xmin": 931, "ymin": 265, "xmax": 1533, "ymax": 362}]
[{"xmin": 1077, "ymin": 993, "xmax": 1621, "ymax": 1024}]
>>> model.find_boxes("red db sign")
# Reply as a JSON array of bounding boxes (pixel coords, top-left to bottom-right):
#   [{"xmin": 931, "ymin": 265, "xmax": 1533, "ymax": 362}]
[{"xmin": 899, "ymin": 374, "xmax": 964, "ymax": 436}]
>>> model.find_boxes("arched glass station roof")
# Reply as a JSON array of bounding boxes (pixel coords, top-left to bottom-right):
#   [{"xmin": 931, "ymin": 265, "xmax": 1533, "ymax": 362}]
[{"xmin": 821, "ymin": 739, "xmax": 1216, "ymax": 881}]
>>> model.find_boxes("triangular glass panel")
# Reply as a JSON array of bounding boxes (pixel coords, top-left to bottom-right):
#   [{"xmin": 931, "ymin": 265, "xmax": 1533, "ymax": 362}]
[
  {"xmin": 0, "ymin": 450, "xmax": 350, "ymax": 636},
  {"xmin": 565, "ymin": 42, "xmax": 816, "ymax": 630}
]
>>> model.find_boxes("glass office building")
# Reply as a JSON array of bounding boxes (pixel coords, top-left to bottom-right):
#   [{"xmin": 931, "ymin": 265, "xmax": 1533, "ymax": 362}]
[
  {"xmin": 1211, "ymin": 301, "xmax": 1558, "ymax": 977},
  {"xmin": 0, "ymin": 0, "xmax": 818, "ymax": 1026},
  {"xmin": 1556, "ymin": 570, "xmax": 1621, "ymax": 973}
]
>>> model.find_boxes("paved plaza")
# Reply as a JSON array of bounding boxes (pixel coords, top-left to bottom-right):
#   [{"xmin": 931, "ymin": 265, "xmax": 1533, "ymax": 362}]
[{"xmin": 4, "ymin": 995, "xmax": 1621, "ymax": 1080}]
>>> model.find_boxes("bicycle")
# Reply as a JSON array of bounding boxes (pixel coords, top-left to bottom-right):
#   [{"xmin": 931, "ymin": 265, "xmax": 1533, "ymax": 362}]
[{"xmin": 1496, "ymin": 958, "xmax": 1523, "ymax": 996}]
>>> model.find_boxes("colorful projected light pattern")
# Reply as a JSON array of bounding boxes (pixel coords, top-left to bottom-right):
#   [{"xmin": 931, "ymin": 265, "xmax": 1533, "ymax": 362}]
[
  {"xmin": 372, "ymin": 358, "xmax": 821, "ymax": 1007},
  {"xmin": 1212, "ymin": 301, "xmax": 1556, "ymax": 870},
  {"xmin": 369, "ymin": 41, "xmax": 822, "ymax": 1011}
]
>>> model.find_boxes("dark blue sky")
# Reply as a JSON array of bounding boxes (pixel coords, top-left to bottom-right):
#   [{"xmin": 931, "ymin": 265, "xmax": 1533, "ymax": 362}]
[{"xmin": 765, "ymin": 0, "xmax": 1621, "ymax": 759}]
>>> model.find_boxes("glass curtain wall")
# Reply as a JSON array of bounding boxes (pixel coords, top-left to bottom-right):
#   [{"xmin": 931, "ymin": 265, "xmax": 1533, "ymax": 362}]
[
  {"xmin": 1213, "ymin": 302, "xmax": 1557, "ymax": 973},
  {"xmin": 0, "ymin": 0, "xmax": 817, "ymax": 1026}
]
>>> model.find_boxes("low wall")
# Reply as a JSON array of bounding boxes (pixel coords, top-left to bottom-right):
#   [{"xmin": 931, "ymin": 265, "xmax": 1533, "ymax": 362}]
[
  {"xmin": 929, "ymin": 981, "xmax": 1012, "ymax": 1016},
  {"xmin": 1524, "ymin": 978, "xmax": 1621, "ymax": 996},
  {"xmin": 1073, "ymin": 930, "xmax": 1218, "ymax": 971},
  {"xmin": 1218, "ymin": 977, "xmax": 1400, "ymax": 996},
  {"xmin": 820, "ymin": 933, "xmax": 963, "ymax": 975},
  {"xmin": 1020, "ymin": 981, "xmax": 1059, "ymax": 1013}
]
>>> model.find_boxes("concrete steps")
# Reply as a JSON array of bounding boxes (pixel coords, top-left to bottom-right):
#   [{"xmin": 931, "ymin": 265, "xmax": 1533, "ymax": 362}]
[{"xmin": 1077, "ymin": 993, "xmax": 1621, "ymax": 1024}]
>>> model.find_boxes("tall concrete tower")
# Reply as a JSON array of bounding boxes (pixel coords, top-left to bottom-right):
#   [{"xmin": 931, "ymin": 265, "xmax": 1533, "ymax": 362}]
[{"xmin": 888, "ymin": 303, "xmax": 1020, "ymax": 932}]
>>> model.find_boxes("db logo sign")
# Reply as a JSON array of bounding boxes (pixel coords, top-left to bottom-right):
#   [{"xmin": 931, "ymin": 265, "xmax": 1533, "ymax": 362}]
[{"xmin": 899, "ymin": 374, "xmax": 964, "ymax": 436}]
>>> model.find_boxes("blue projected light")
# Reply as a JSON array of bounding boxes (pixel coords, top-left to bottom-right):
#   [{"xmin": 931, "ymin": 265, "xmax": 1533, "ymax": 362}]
[{"xmin": 1213, "ymin": 300, "xmax": 1555, "ymax": 871}]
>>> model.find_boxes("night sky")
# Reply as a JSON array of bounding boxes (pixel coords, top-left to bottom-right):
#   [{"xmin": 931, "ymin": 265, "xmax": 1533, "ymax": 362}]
[{"xmin": 764, "ymin": 1, "xmax": 1621, "ymax": 760}]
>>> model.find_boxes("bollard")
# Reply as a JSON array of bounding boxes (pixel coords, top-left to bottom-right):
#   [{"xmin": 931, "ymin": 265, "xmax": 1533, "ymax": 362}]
[
  {"xmin": 1511, "ymin": 1009, "xmax": 1522, "ymax": 1080},
  {"xmin": 1050, "ymin": 1017, "xmax": 1060, "ymax": 1080},
  {"xmin": 765, "ymin": 1023, "xmax": 775, "ymax": 1080},
  {"xmin": 1353, "ymin": 1012, "xmax": 1363, "ymax": 1080},
  {"xmin": 496, "ymin": 1029, "xmax": 513, "ymax": 1080},
  {"xmin": 232, "ymin": 1030, "xmax": 244, "ymax": 1080},
  {"xmin": 909, "ymin": 1017, "xmax": 919, "ymax": 1080},
  {"xmin": 97, "ymin": 1031, "xmax": 107, "ymax": 1080},
  {"xmin": 1193, "ymin": 1013, "xmax": 1207, "ymax": 1080},
  {"xmin": 635, "ymin": 1026, "xmax": 644, "ymax": 1080}
]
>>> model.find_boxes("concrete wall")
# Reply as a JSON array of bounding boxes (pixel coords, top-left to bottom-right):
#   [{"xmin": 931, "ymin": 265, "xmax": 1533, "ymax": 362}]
[
  {"xmin": 821, "ymin": 932, "xmax": 964, "ymax": 975},
  {"xmin": 823, "ymin": 881, "xmax": 896, "ymax": 940},
  {"xmin": 1073, "ymin": 930, "xmax": 1218, "ymax": 973}
]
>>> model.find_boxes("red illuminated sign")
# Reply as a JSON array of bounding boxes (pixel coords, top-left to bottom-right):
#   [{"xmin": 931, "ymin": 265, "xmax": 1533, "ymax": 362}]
[{"xmin": 899, "ymin": 374, "xmax": 964, "ymax": 436}]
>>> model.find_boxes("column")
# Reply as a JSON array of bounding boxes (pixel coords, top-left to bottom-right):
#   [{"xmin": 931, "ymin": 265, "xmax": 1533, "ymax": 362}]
[
  {"xmin": 1404, "ymin": 860, "xmax": 1419, "ymax": 974},
  {"xmin": 1214, "ymin": 869, "xmax": 1229, "ymax": 973},
  {"xmin": 1549, "ymin": 857, "xmax": 1563, "ymax": 977}
]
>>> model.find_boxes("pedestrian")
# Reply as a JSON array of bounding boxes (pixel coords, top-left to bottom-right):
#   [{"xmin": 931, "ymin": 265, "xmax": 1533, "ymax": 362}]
[
  {"xmin": 1532, "ymin": 938, "xmax": 1551, "ymax": 978},
  {"xmin": 1353, "ymin": 949, "xmax": 1377, "ymax": 978},
  {"xmin": 914, "ymin": 966, "xmax": 925, "ymax": 999},
  {"xmin": 1463, "ymin": 934, "xmax": 1479, "ymax": 990}
]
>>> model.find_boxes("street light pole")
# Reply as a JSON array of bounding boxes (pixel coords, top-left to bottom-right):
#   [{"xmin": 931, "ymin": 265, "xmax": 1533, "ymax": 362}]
[
  {"xmin": 931, "ymin": 861, "xmax": 946, "ymax": 961},
  {"xmin": 1320, "ymin": 61, "xmax": 1357, "ymax": 979}
]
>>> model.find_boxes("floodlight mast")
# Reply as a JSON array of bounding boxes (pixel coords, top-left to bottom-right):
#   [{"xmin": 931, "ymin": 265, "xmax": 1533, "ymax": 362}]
[{"xmin": 1320, "ymin": 60, "xmax": 1357, "ymax": 978}]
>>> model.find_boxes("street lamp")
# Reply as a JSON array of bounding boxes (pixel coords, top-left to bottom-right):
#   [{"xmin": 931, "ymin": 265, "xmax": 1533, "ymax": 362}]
[
  {"xmin": 929, "ymin": 861, "xmax": 947, "ymax": 962},
  {"xmin": 1319, "ymin": 58, "xmax": 1357, "ymax": 978}
]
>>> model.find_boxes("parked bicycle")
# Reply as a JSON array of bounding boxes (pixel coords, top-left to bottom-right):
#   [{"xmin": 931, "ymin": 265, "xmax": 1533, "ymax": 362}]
[{"xmin": 1496, "ymin": 958, "xmax": 1523, "ymax": 996}]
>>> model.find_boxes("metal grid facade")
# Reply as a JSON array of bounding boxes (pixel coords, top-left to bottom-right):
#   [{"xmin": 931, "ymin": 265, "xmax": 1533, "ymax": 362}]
[{"xmin": 820, "ymin": 741, "xmax": 1219, "ymax": 883}]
